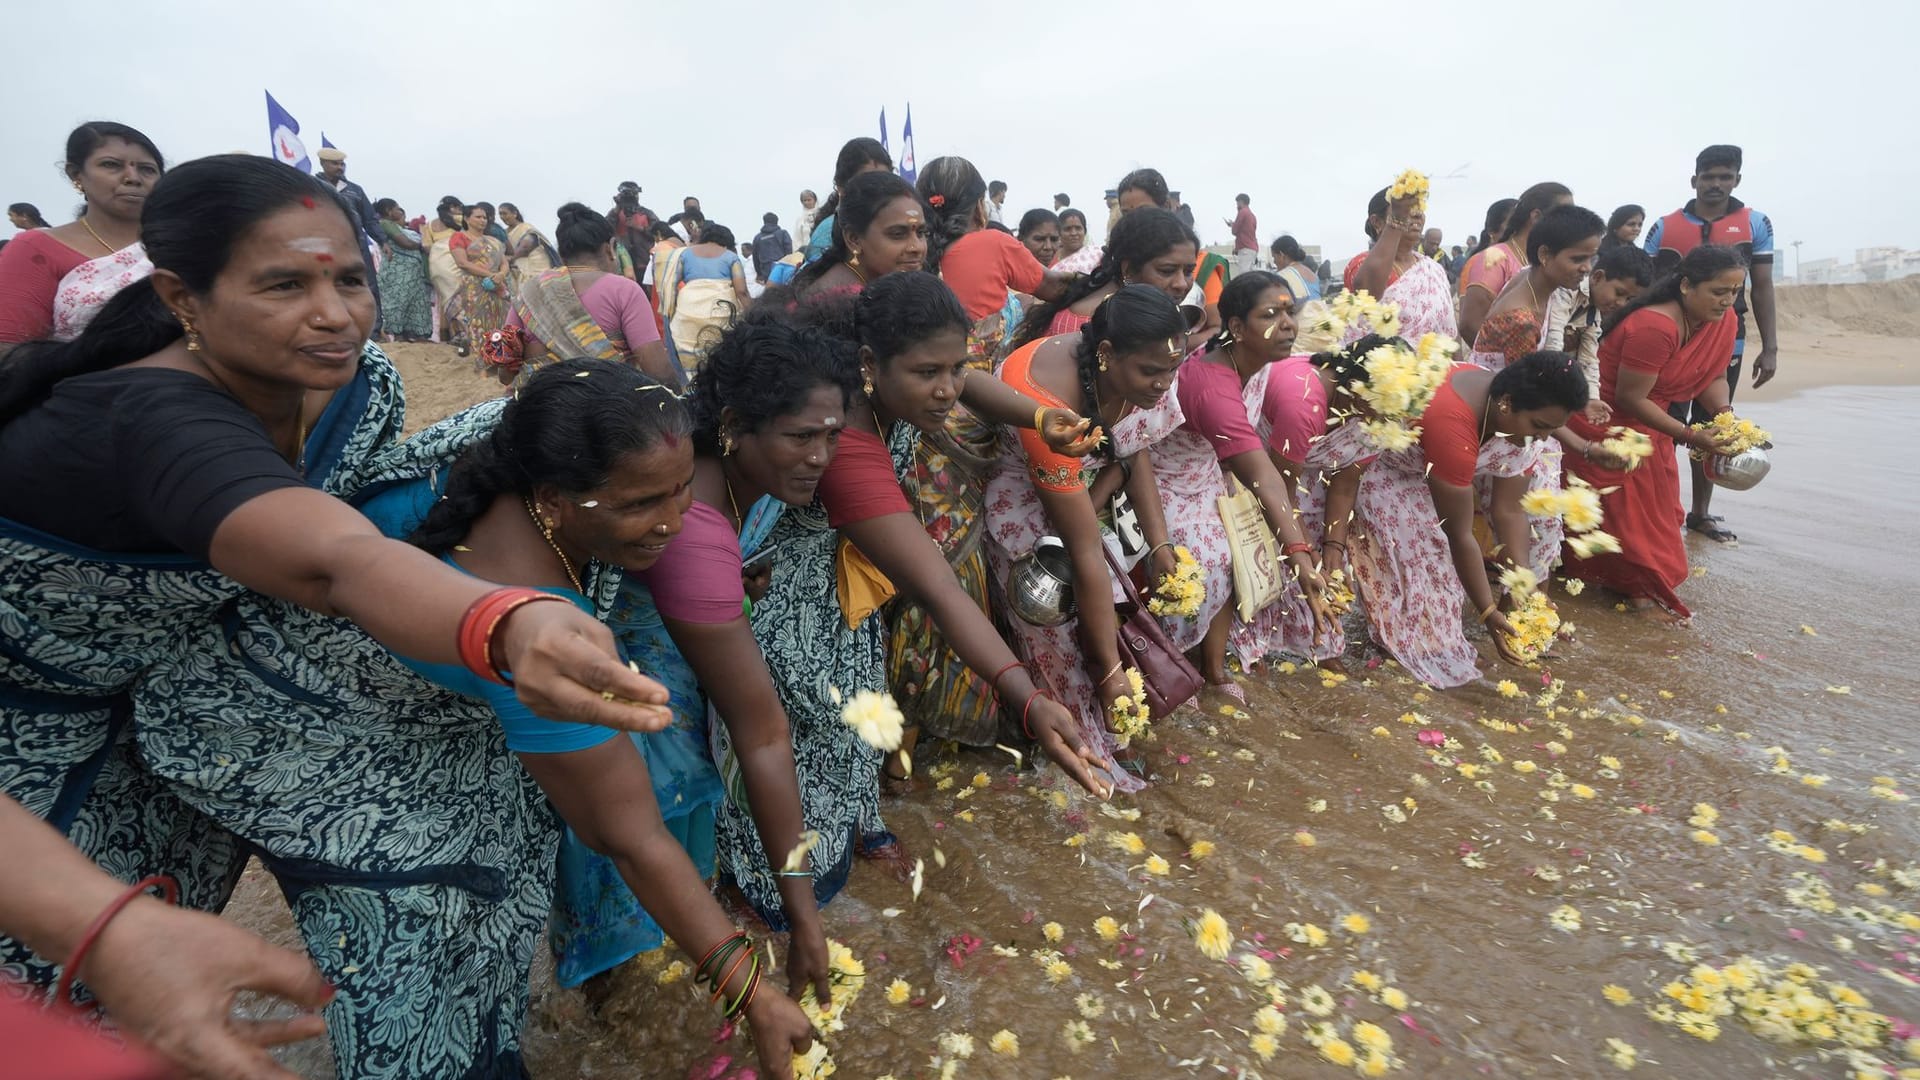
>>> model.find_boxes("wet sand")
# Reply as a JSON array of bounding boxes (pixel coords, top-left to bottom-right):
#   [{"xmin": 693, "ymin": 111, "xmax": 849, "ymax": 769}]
[{"xmin": 235, "ymin": 284, "xmax": 1920, "ymax": 1077}]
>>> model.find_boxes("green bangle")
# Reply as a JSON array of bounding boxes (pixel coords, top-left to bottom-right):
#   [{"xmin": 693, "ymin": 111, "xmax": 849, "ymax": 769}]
[{"xmin": 723, "ymin": 955, "xmax": 760, "ymax": 1018}]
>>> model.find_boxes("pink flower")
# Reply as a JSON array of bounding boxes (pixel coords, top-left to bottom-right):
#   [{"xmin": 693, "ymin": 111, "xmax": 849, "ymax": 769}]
[{"xmin": 1417, "ymin": 729, "xmax": 1446, "ymax": 747}]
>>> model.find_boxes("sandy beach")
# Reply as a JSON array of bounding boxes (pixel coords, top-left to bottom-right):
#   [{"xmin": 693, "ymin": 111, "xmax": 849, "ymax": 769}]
[{"xmin": 234, "ymin": 279, "xmax": 1920, "ymax": 1078}]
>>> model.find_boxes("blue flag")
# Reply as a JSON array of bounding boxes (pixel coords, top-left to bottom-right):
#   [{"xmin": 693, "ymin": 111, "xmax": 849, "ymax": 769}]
[
  {"xmin": 879, "ymin": 107, "xmax": 889, "ymax": 157},
  {"xmin": 266, "ymin": 91, "xmax": 310, "ymax": 172},
  {"xmin": 321, "ymin": 133, "xmax": 337, "ymax": 150},
  {"xmin": 898, "ymin": 105, "xmax": 917, "ymax": 185}
]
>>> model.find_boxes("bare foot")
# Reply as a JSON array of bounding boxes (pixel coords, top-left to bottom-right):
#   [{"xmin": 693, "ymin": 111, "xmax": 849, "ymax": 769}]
[{"xmin": 1627, "ymin": 599, "xmax": 1690, "ymax": 626}]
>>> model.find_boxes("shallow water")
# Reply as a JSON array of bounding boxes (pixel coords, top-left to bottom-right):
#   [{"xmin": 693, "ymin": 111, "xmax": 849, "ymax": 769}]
[{"xmin": 283, "ymin": 386, "xmax": 1920, "ymax": 1078}]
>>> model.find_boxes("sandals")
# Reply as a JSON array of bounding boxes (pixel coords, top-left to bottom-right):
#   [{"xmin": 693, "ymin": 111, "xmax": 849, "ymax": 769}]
[{"xmin": 1686, "ymin": 513, "xmax": 1738, "ymax": 544}]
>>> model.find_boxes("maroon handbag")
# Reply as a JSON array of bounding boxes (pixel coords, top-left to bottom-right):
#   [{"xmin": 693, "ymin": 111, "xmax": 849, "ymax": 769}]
[{"xmin": 1104, "ymin": 546, "xmax": 1203, "ymax": 719}]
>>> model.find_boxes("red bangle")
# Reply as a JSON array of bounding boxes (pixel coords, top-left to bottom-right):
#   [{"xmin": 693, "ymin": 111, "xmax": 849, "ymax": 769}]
[
  {"xmin": 457, "ymin": 588, "xmax": 572, "ymax": 686},
  {"xmin": 710, "ymin": 947, "xmax": 753, "ymax": 1007},
  {"xmin": 694, "ymin": 929, "xmax": 747, "ymax": 976},
  {"xmin": 989, "ymin": 660, "xmax": 1026, "ymax": 691},
  {"xmin": 1282, "ymin": 542, "xmax": 1313, "ymax": 557},
  {"xmin": 1021, "ymin": 689, "xmax": 1053, "ymax": 740},
  {"xmin": 53, "ymin": 875, "xmax": 179, "ymax": 1013}
]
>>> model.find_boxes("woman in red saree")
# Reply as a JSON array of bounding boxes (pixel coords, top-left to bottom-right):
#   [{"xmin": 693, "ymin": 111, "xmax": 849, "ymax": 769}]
[{"xmin": 1563, "ymin": 246, "xmax": 1753, "ymax": 617}]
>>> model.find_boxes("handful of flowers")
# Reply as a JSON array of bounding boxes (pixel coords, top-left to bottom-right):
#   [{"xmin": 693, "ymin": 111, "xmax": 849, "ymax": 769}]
[
  {"xmin": 1109, "ymin": 667, "xmax": 1152, "ymax": 749},
  {"xmin": 1387, "ymin": 168, "xmax": 1431, "ymax": 214},
  {"xmin": 1323, "ymin": 567, "xmax": 1356, "ymax": 614},
  {"xmin": 1147, "ymin": 546, "xmax": 1205, "ymax": 617},
  {"xmin": 1327, "ymin": 289, "xmax": 1403, "ymax": 340},
  {"xmin": 1353, "ymin": 331, "xmax": 1456, "ymax": 451},
  {"xmin": 1689, "ymin": 411, "xmax": 1770, "ymax": 459},
  {"xmin": 1596, "ymin": 426, "xmax": 1655, "ymax": 471},
  {"xmin": 1505, "ymin": 590, "xmax": 1562, "ymax": 662},
  {"xmin": 791, "ymin": 939, "xmax": 867, "ymax": 1079}
]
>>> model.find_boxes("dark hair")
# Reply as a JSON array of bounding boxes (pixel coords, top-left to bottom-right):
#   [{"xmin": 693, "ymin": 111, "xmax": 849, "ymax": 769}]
[
  {"xmin": 763, "ymin": 211, "xmax": 779, "ymax": 226},
  {"xmin": 436, "ymin": 196, "xmax": 464, "ymax": 227},
  {"xmin": 8, "ymin": 202, "xmax": 50, "ymax": 228},
  {"xmin": 1363, "ymin": 188, "xmax": 1391, "ymax": 242},
  {"xmin": 1054, "ymin": 192, "xmax": 1070, "ymax": 205},
  {"xmin": 698, "ymin": 221, "xmax": 736, "ymax": 249},
  {"xmin": 1470, "ymin": 199, "xmax": 1518, "ymax": 255},
  {"xmin": 988, "ymin": 180, "xmax": 1007, "ymax": 197},
  {"xmin": 648, "ymin": 221, "xmax": 680, "ymax": 242},
  {"xmin": 497, "ymin": 202, "xmax": 521, "ymax": 220},
  {"xmin": 1071, "ymin": 285, "xmax": 1187, "ymax": 454},
  {"xmin": 0, "ymin": 155, "xmax": 353, "ymax": 425},
  {"xmin": 856, "ymin": 271, "xmax": 969, "ymax": 365},
  {"xmin": 1309, "ymin": 332, "xmax": 1396, "ymax": 393},
  {"xmin": 1607, "ymin": 204, "xmax": 1644, "ymax": 233},
  {"xmin": 1495, "ymin": 182, "xmax": 1572, "ymax": 243},
  {"xmin": 1526, "ymin": 205, "xmax": 1606, "ymax": 266},
  {"xmin": 1605, "ymin": 245, "xmax": 1748, "ymax": 333},
  {"xmin": 1696, "ymin": 144, "xmax": 1742, "ymax": 174},
  {"xmin": 1271, "ymin": 234, "xmax": 1309, "ymax": 263},
  {"xmin": 916, "ymin": 156, "xmax": 989, "ymax": 273},
  {"xmin": 686, "ymin": 316, "xmax": 862, "ymax": 456},
  {"xmin": 1017, "ymin": 208, "xmax": 1060, "ymax": 238},
  {"xmin": 1490, "ymin": 350, "xmax": 1590, "ymax": 413},
  {"xmin": 374, "ymin": 197, "xmax": 399, "ymax": 216},
  {"xmin": 473, "ymin": 201, "xmax": 497, "ymax": 220},
  {"xmin": 410, "ymin": 361, "xmax": 690, "ymax": 554},
  {"xmin": 1011, "ymin": 207, "xmax": 1197, "ymax": 349},
  {"xmin": 1115, "ymin": 168, "xmax": 1170, "ymax": 209},
  {"xmin": 64, "ymin": 121, "xmax": 164, "ymax": 182},
  {"xmin": 792, "ymin": 170, "xmax": 918, "ymax": 291},
  {"xmin": 1592, "ymin": 243, "xmax": 1654, "ymax": 287},
  {"xmin": 1210, "ymin": 270, "xmax": 1288, "ymax": 349},
  {"xmin": 815, "ymin": 137, "xmax": 893, "ymax": 224},
  {"xmin": 1058, "ymin": 208, "xmax": 1087, "ymax": 229},
  {"xmin": 555, "ymin": 201, "xmax": 615, "ymax": 260},
  {"xmin": 1235, "ymin": 193, "xmax": 1250, "ymax": 204}
]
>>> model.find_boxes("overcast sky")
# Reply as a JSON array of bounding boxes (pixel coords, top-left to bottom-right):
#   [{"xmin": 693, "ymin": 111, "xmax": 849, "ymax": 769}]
[{"xmin": 4, "ymin": 0, "xmax": 1914, "ymax": 275}]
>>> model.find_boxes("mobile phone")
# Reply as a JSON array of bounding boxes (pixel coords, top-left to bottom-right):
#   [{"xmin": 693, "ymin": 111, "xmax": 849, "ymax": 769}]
[{"xmin": 741, "ymin": 543, "xmax": 781, "ymax": 575}]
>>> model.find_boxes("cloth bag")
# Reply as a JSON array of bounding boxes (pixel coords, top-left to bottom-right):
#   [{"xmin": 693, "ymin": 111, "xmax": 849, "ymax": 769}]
[
  {"xmin": 1217, "ymin": 474, "xmax": 1283, "ymax": 622},
  {"xmin": 1104, "ymin": 545, "xmax": 1203, "ymax": 719}
]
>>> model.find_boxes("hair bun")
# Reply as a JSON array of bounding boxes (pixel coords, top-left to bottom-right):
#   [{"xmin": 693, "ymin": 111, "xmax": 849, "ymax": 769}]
[{"xmin": 556, "ymin": 201, "xmax": 596, "ymax": 223}]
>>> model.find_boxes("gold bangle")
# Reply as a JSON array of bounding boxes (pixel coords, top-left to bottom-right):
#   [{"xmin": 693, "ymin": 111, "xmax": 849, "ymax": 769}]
[
  {"xmin": 1477, "ymin": 604, "xmax": 1499, "ymax": 623},
  {"xmin": 1033, "ymin": 405, "xmax": 1049, "ymax": 432}
]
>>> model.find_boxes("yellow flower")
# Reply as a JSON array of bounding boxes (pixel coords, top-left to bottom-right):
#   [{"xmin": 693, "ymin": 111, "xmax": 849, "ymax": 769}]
[
  {"xmin": 1299, "ymin": 984, "xmax": 1336, "ymax": 1016},
  {"xmin": 1188, "ymin": 840, "xmax": 1216, "ymax": 860},
  {"xmin": 1549, "ymin": 904, "xmax": 1583, "ymax": 931},
  {"xmin": 1253, "ymin": 1004, "xmax": 1286, "ymax": 1034},
  {"xmin": 1238, "ymin": 953, "xmax": 1275, "ymax": 984},
  {"xmin": 1042, "ymin": 921, "xmax": 1064, "ymax": 944},
  {"xmin": 1688, "ymin": 803, "xmax": 1719, "ymax": 827},
  {"xmin": 1691, "ymin": 829, "xmax": 1721, "ymax": 846},
  {"xmin": 1108, "ymin": 832, "xmax": 1146, "ymax": 855},
  {"xmin": 1563, "ymin": 577, "xmax": 1587, "ymax": 595},
  {"xmin": 1061, "ymin": 1019, "xmax": 1095, "ymax": 1050},
  {"xmin": 885, "ymin": 978, "xmax": 912, "ymax": 1005},
  {"xmin": 1360, "ymin": 1050, "xmax": 1392, "ymax": 1077},
  {"xmin": 1571, "ymin": 784, "xmax": 1597, "ymax": 800},
  {"xmin": 1294, "ymin": 829, "xmax": 1318, "ymax": 847},
  {"xmin": 1045, "ymin": 959, "xmax": 1073, "ymax": 983},
  {"xmin": 1496, "ymin": 679, "xmax": 1523, "ymax": 698},
  {"xmin": 1320, "ymin": 1037, "xmax": 1357, "ymax": 1067},
  {"xmin": 1380, "ymin": 987, "xmax": 1410, "ymax": 1011},
  {"xmin": 1075, "ymin": 992, "xmax": 1104, "ymax": 1019},
  {"xmin": 1599, "ymin": 755, "xmax": 1622, "ymax": 770},
  {"xmin": 1602, "ymin": 984, "xmax": 1634, "ymax": 1005},
  {"xmin": 1352, "ymin": 970, "xmax": 1384, "ymax": 993},
  {"xmin": 1093, "ymin": 915, "xmax": 1121, "ymax": 941},
  {"xmin": 1192, "ymin": 908, "xmax": 1233, "ymax": 960},
  {"xmin": 1285, "ymin": 922, "xmax": 1330, "ymax": 948},
  {"xmin": 988, "ymin": 1030, "xmax": 1019, "ymax": 1057},
  {"xmin": 1143, "ymin": 854, "xmax": 1171, "ymax": 876},
  {"xmin": 1513, "ymin": 760, "xmax": 1538, "ymax": 773},
  {"xmin": 1605, "ymin": 1037, "xmax": 1637, "ymax": 1070},
  {"xmin": 793, "ymin": 1041, "xmax": 836, "ymax": 1080},
  {"xmin": 839, "ymin": 689, "xmax": 906, "ymax": 751},
  {"xmin": 1341, "ymin": 912, "xmax": 1372, "ymax": 935},
  {"xmin": 1353, "ymin": 1021, "xmax": 1392, "ymax": 1054},
  {"xmin": 937, "ymin": 1031, "xmax": 975, "ymax": 1058},
  {"xmin": 1249, "ymin": 1031, "xmax": 1279, "ymax": 1061}
]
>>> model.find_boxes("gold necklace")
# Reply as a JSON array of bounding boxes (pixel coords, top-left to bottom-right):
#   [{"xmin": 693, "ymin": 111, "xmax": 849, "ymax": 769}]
[
  {"xmin": 79, "ymin": 215, "xmax": 121, "ymax": 254},
  {"xmin": 524, "ymin": 498, "xmax": 583, "ymax": 593},
  {"xmin": 722, "ymin": 463, "xmax": 745, "ymax": 531}
]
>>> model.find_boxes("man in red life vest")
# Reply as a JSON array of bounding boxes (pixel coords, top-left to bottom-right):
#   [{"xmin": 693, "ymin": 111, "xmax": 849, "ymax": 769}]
[{"xmin": 1645, "ymin": 144, "xmax": 1777, "ymax": 545}]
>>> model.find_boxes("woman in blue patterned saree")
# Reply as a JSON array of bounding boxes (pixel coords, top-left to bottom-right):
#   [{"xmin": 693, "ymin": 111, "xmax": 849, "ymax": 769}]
[{"xmin": 0, "ymin": 156, "xmax": 669, "ymax": 1079}]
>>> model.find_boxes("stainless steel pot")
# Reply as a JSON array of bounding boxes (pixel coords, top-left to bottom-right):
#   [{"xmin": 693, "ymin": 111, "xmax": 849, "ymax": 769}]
[
  {"xmin": 1704, "ymin": 446, "xmax": 1771, "ymax": 491},
  {"xmin": 1007, "ymin": 536, "xmax": 1076, "ymax": 626}
]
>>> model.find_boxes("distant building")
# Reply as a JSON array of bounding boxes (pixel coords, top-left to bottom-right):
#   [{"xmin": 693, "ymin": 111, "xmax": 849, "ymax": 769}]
[{"xmin": 1794, "ymin": 247, "xmax": 1920, "ymax": 285}]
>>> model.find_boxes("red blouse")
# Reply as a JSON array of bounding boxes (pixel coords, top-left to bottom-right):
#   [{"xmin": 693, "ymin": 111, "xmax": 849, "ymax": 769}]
[
  {"xmin": 816, "ymin": 426, "xmax": 910, "ymax": 527},
  {"xmin": 1417, "ymin": 364, "xmax": 1483, "ymax": 488}
]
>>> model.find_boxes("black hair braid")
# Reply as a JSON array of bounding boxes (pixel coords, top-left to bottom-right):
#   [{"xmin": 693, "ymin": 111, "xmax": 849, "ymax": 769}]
[
  {"xmin": 1011, "ymin": 252, "xmax": 1118, "ymax": 351},
  {"xmin": 408, "ymin": 421, "xmax": 527, "ymax": 554},
  {"xmin": 1309, "ymin": 332, "xmax": 1398, "ymax": 392}
]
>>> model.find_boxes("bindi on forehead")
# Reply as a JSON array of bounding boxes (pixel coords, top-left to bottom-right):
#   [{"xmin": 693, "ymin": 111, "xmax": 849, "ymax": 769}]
[{"xmin": 300, "ymin": 196, "xmax": 316, "ymax": 209}]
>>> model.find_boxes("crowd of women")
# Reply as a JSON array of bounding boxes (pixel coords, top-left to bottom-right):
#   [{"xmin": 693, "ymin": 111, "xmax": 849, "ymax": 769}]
[{"xmin": 0, "ymin": 123, "xmax": 1769, "ymax": 1079}]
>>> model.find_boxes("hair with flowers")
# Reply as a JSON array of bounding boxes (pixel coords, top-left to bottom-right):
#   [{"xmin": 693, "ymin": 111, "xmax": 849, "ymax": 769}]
[{"xmin": 914, "ymin": 155, "xmax": 988, "ymax": 273}]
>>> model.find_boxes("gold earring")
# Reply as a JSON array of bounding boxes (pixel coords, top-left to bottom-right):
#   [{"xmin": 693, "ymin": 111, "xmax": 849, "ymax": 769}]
[
  {"xmin": 862, "ymin": 373, "xmax": 874, "ymax": 396},
  {"xmin": 178, "ymin": 317, "xmax": 202, "ymax": 352},
  {"xmin": 847, "ymin": 252, "xmax": 861, "ymax": 270},
  {"xmin": 1097, "ymin": 354, "xmax": 1109, "ymax": 372},
  {"xmin": 721, "ymin": 431, "xmax": 736, "ymax": 456},
  {"xmin": 73, "ymin": 180, "xmax": 84, "ymax": 193}
]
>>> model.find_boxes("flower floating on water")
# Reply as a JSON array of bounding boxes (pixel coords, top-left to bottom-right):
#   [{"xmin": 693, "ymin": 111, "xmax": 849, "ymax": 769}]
[
  {"xmin": 839, "ymin": 690, "xmax": 905, "ymax": 751},
  {"xmin": 1604, "ymin": 1037, "xmax": 1638, "ymax": 1070},
  {"xmin": 1148, "ymin": 546, "xmax": 1205, "ymax": 617},
  {"xmin": 1192, "ymin": 909, "xmax": 1234, "ymax": 961},
  {"xmin": 1093, "ymin": 915, "xmax": 1121, "ymax": 941},
  {"xmin": 1075, "ymin": 992, "xmax": 1104, "ymax": 1019},
  {"xmin": 1549, "ymin": 904, "xmax": 1583, "ymax": 931},
  {"xmin": 1238, "ymin": 953, "xmax": 1275, "ymax": 985},
  {"xmin": 885, "ymin": 978, "xmax": 911, "ymax": 1005},
  {"xmin": 1285, "ymin": 922, "xmax": 1330, "ymax": 947},
  {"xmin": 1300, "ymin": 984, "xmax": 1337, "ymax": 1016},
  {"xmin": 1188, "ymin": 839, "xmax": 1216, "ymax": 860},
  {"xmin": 988, "ymin": 1030, "xmax": 1019, "ymax": 1056},
  {"xmin": 796, "ymin": 939, "xmax": 866, "ymax": 1035},
  {"xmin": 793, "ymin": 1040, "xmax": 836, "ymax": 1079},
  {"xmin": 1320, "ymin": 1037, "xmax": 1358, "ymax": 1066},
  {"xmin": 1108, "ymin": 831, "xmax": 1146, "ymax": 856},
  {"xmin": 1249, "ymin": 1031, "xmax": 1279, "ymax": 1061},
  {"xmin": 1062, "ymin": 1019, "xmax": 1096, "ymax": 1050},
  {"xmin": 1254, "ymin": 1004, "xmax": 1287, "ymax": 1034},
  {"xmin": 1603, "ymin": 984, "xmax": 1635, "ymax": 1006},
  {"xmin": 937, "ymin": 1031, "xmax": 975, "ymax": 1059},
  {"xmin": 1341, "ymin": 912, "xmax": 1372, "ymax": 935},
  {"xmin": 1143, "ymin": 854, "xmax": 1171, "ymax": 876}
]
